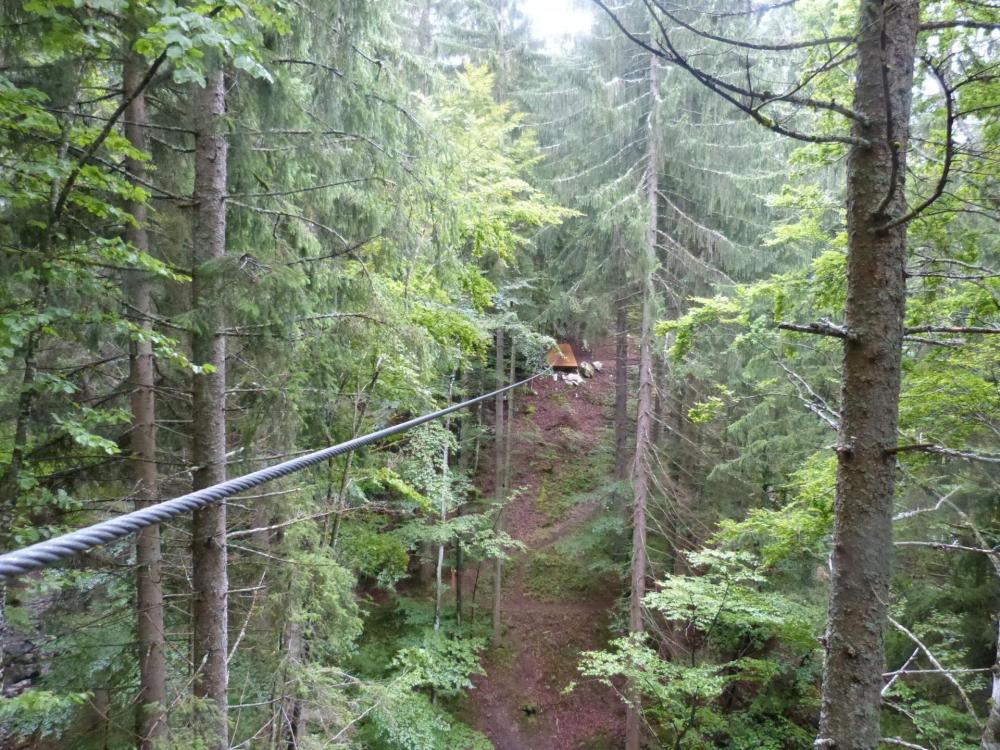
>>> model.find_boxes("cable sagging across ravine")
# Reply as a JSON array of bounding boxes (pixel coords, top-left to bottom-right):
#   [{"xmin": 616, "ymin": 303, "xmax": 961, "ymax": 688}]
[{"xmin": 0, "ymin": 372, "xmax": 545, "ymax": 580}]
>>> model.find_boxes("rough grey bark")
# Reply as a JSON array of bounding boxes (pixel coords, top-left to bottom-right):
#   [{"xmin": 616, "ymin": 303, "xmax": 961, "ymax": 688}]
[
  {"xmin": 455, "ymin": 371, "xmax": 473, "ymax": 627},
  {"xmin": 280, "ymin": 616, "xmax": 304, "ymax": 750},
  {"xmin": 454, "ymin": 531, "xmax": 464, "ymax": 626},
  {"xmin": 626, "ymin": 52, "xmax": 659, "ymax": 750},
  {"xmin": 492, "ymin": 327, "xmax": 505, "ymax": 646},
  {"xmin": 650, "ymin": 349, "xmax": 664, "ymax": 447},
  {"xmin": 614, "ymin": 262, "xmax": 630, "ymax": 484},
  {"xmin": 817, "ymin": 2, "xmax": 919, "ymax": 747},
  {"xmin": 189, "ymin": 64, "xmax": 229, "ymax": 749},
  {"xmin": 434, "ymin": 376, "xmax": 455, "ymax": 632},
  {"xmin": 124, "ymin": 44, "xmax": 166, "ymax": 750},
  {"xmin": 982, "ymin": 615, "xmax": 1000, "ymax": 749},
  {"xmin": 503, "ymin": 340, "xmax": 515, "ymax": 500},
  {"xmin": 434, "ymin": 438, "xmax": 449, "ymax": 632}
]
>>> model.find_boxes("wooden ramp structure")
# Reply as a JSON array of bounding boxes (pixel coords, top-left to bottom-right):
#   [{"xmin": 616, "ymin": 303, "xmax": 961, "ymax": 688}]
[{"xmin": 546, "ymin": 343, "xmax": 578, "ymax": 370}]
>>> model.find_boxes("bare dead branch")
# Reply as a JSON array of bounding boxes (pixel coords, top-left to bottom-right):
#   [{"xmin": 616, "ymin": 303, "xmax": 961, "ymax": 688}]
[
  {"xmin": 778, "ymin": 319, "xmax": 854, "ymax": 339},
  {"xmin": 888, "ymin": 616, "xmax": 979, "ymax": 721},
  {"xmin": 919, "ymin": 20, "xmax": 1000, "ymax": 34},
  {"xmin": 896, "ymin": 540, "xmax": 999, "ymax": 555},
  {"xmin": 591, "ymin": 0, "xmax": 868, "ymax": 146},
  {"xmin": 50, "ymin": 49, "xmax": 171, "ymax": 225},
  {"xmin": 882, "ymin": 648, "xmax": 920, "ymax": 696},
  {"xmin": 884, "ymin": 666, "xmax": 994, "ymax": 676},
  {"xmin": 904, "ymin": 325, "xmax": 1000, "ymax": 335},
  {"xmin": 227, "ymin": 177, "xmax": 387, "ymax": 199},
  {"xmin": 648, "ymin": 0, "xmax": 854, "ymax": 51},
  {"xmin": 890, "ymin": 443, "xmax": 1000, "ymax": 463},
  {"xmin": 775, "ymin": 358, "xmax": 841, "ymax": 430},
  {"xmin": 893, "ymin": 489, "xmax": 959, "ymax": 521},
  {"xmin": 880, "ymin": 738, "xmax": 932, "ymax": 750},
  {"xmin": 285, "ymin": 234, "xmax": 381, "ymax": 266},
  {"xmin": 873, "ymin": 4, "xmax": 902, "ymax": 218},
  {"xmin": 879, "ymin": 58, "xmax": 956, "ymax": 230},
  {"xmin": 225, "ymin": 312, "xmax": 385, "ymax": 336},
  {"xmin": 226, "ymin": 200, "xmax": 349, "ymax": 245}
]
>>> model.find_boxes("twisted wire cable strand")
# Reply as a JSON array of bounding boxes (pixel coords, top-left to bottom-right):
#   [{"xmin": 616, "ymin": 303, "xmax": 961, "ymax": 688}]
[{"xmin": 0, "ymin": 372, "xmax": 545, "ymax": 580}]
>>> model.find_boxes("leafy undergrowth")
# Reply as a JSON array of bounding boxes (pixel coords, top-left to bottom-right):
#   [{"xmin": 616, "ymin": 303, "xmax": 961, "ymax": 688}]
[
  {"xmin": 525, "ymin": 551, "xmax": 595, "ymax": 597},
  {"xmin": 525, "ymin": 514, "xmax": 625, "ymax": 599},
  {"xmin": 535, "ymin": 426, "xmax": 615, "ymax": 525},
  {"xmin": 350, "ymin": 596, "xmax": 494, "ymax": 750}
]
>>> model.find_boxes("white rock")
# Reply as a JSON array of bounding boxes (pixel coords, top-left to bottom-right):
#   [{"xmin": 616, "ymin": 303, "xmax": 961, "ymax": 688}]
[
  {"xmin": 564, "ymin": 373, "xmax": 584, "ymax": 386},
  {"xmin": 592, "ymin": 361, "xmax": 603, "ymax": 372}
]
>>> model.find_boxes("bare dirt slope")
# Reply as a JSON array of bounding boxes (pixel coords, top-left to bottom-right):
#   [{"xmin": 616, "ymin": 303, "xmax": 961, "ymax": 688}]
[{"xmin": 469, "ymin": 346, "xmax": 625, "ymax": 749}]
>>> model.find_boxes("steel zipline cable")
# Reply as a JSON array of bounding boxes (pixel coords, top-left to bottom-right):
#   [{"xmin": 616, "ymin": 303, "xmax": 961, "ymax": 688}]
[{"xmin": 0, "ymin": 371, "xmax": 546, "ymax": 580}]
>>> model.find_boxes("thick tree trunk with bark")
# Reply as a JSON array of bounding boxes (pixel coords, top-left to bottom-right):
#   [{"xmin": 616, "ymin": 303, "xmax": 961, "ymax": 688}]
[
  {"xmin": 190, "ymin": 65, "xmax": 230, "ymax": 749},
  {"xmin": 492, "ymin": 327, "xmax": 505, "ymax": 646},
  {"xmin": 817, "ymin": 2, "xmax": 919, "ymax": 747},
  {"xmin": 626, "ymin": 53, "xmax": 659, "ymax": 750},
  {"xmin": 124, "ymin": 45, "xmax": 166, "ymax": 750}
]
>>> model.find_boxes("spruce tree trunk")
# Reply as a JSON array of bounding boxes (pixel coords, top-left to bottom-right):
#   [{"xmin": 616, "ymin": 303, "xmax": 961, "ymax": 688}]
[
  {"xmin": 190, "ymin": 64, "xmax": 230, "ymax": 749},
  {"xmin": 435, "ymin": 376, "xmax": 455, "ymax": 633},
  {"xmin": 614, "ymin": 263, "xmax": 630, "ymax": 484},
  {"xmin": 124, "ymin": 44, "xmax": 166, "ymax": 750},
  {"xmin": 817, "ymin": 2, "xmax": 919, "ymax": 747},
  {"xmin": 492, "ymin": 327, "xmax": 505, "ymax": 646},
  {"xmin": 651, "ymin": 349, "xmax": 663, "ymax": 447},
  {"xmin": 625, "ymin": 53, "xmax": 658, "ymax": 750},
  {"xmin": 503, "ymin": 340, "xmax": 515, "ymax": 500},
  {"xmin": 455, "ymin": 379, "xmax": 472, "ymax": 627},
  {"xmin": 454, "ymin": 534, "xmax": 464, "ymax": 626},
  {"xmin": 434, "ymin": 438, "xmax": 449, "ymax": 632},
  {"xmin": 330, "ymin": 364, "xmax": 380, "ymax": 549},
  {"xmin": 983, "ymin": 617, "xmax": 1000, "ymax": 749}
]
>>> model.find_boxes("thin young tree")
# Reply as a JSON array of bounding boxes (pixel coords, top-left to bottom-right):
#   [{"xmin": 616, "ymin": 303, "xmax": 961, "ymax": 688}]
[
  {"xmin": 492, "ymin": 326, "xmax": 505, "ymax": 645},
  {"xmin": 434, "ymin": 374, "xmax": 456, "ymax": 632}
]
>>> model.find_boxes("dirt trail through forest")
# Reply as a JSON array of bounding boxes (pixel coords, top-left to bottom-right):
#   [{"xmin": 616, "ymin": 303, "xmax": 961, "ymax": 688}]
[{"xmin": 469, "ymin": 344, "xmax": 625, "ymax": 749}]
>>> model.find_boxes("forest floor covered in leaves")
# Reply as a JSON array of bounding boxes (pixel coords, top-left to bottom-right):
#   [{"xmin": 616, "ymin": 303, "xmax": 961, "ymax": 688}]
[{"xmin": 467, "ymin": 344, "xmax": 626, "ymax": 749}]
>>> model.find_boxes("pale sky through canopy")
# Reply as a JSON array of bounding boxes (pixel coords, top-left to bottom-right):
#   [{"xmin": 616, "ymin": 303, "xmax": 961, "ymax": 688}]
[{"xmin": 522, "ymin": 0, "xmax": 593, "ymax": 48}]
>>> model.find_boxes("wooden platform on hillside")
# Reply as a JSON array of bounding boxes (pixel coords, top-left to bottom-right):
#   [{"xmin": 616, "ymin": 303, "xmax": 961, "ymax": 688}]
[{"xmin": 546, "ymin": 343, "xmax": 578, "ymax": 369}]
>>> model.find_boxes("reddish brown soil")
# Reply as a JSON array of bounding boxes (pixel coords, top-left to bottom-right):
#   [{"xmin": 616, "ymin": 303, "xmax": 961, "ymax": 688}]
[{"xmin": 469, "ymin": 344, "xmax": 625, "ymax": 750}]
